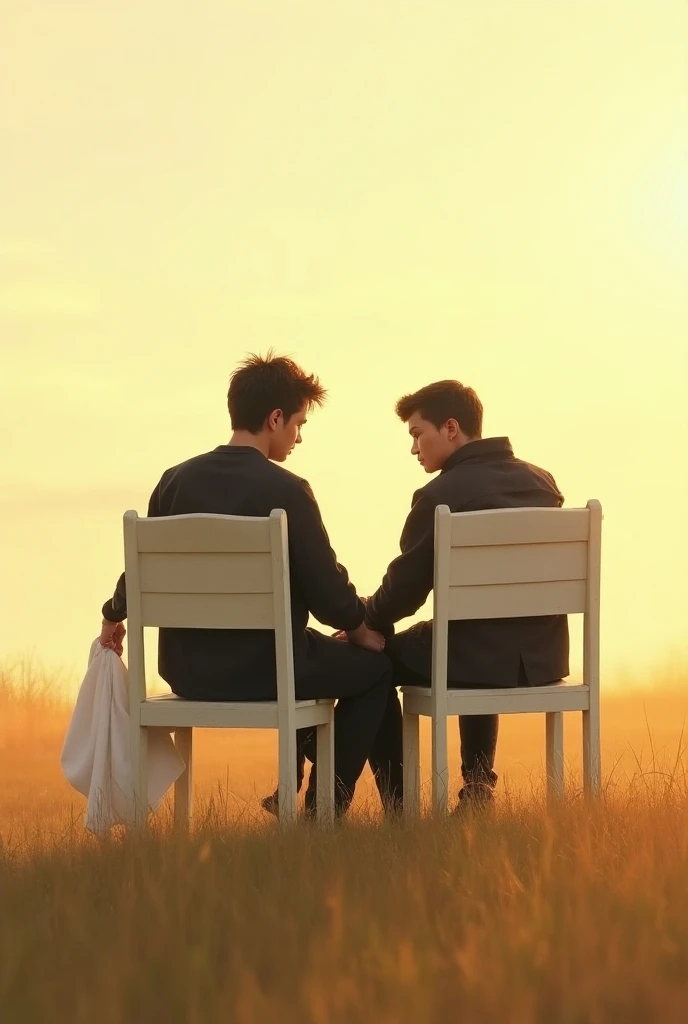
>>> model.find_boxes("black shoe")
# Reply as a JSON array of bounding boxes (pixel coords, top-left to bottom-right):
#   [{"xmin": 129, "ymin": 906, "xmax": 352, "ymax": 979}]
[
  {"xmin": 452, "ymin": 782, "xmax": 495, "ymax": 817},
  {"xmin": 260, "ymin": 792, "xmax": 318, "ymax": 822},
  {"xmin": 261, "ymin": 793, "xmax": 279, "ymax": 818}
]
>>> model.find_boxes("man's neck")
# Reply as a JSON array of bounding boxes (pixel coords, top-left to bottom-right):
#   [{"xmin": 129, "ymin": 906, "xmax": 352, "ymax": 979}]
[
  {"xmin": 459, "ymin": 435, "xmax": 481, "ymax": 450},
  {"xmin": 227, "ymin": 430, "xmax": 270, "ymax": 458},
  {"xmin": 438, "ymin": 435, "xmax": 482, "ymax": 471}
]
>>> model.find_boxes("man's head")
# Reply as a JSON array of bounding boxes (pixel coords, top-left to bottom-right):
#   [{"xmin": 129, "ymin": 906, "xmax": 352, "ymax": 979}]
[
  {"xmin": 395, "ymin": 380, "xmax": 483, "ymax": 474},
  {"xmin": 228, "ymin": 351, "xmax": 326, "ymax": 462}
]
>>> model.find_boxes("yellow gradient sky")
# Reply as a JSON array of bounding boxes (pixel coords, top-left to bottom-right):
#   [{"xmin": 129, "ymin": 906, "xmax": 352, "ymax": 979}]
[{"xmin": 1, "ymin": 1, "xmax": 687, "ymax": 687}]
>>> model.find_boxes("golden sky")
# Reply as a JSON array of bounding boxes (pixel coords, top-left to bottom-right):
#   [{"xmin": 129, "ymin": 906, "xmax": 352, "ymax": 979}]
[{"xmin": 1, "ymin": 1, "xmax": 687, "ymax": 687}]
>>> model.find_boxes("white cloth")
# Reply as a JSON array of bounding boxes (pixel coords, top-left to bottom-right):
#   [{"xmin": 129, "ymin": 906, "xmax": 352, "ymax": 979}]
[{"xmin": 61, "ymin": 639, "xmax": 185, "ymax": 833}]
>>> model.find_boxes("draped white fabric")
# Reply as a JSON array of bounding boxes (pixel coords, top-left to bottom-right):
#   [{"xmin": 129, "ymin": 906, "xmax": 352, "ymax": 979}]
[{"xmin": 61, "ymin": 640, "xmax": 185, "ymax": 833}]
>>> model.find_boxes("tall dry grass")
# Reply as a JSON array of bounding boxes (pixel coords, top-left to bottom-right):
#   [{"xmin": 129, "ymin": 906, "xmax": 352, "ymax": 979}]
[{"xmin": 2, "ymin": 658, "xmax": 688, "ymax": 1023}]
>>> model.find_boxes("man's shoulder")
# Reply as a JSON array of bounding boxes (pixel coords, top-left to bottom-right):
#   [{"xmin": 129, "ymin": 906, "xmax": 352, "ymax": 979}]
[
  {"xmin": 156, "ymin": 449, "xmax": 220, "ymax": 482},
  {"xmin": 511, "ymin": 455, "xmax": 559, "ymax": 486},
  {"xmin": 411, "ymin": 473, "xmax": 453, "ymax": 506},
  {"xmin": 160, "ymin": 449, "xmax": 306, "ymax": 489},
  {"xmin": 227, "ymin": 454, "xmax": 315, "ymax": 505},
  {"xmin": 152, "ymin": 450, "xmax": 318, "ymax": 523},
  {"xmin": 259, "ymin": 459, "xmax": 312, "ymax": 496},
  {"xmin": 397, "ymin": 477, "xmax": 448, "ymax": 523}
]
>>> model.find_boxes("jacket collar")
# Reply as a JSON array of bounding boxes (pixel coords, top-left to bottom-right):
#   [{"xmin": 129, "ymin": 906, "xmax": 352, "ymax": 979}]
[
  {"xmin": 440, "ymin": 437, "xmax": 514, "ymax": 474},
  {"xmin": 213, "ymin": 445, "xmax": 265, "ymax": 456}
]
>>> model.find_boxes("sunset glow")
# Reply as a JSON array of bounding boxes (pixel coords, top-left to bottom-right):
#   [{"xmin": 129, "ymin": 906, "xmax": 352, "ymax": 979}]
[{"xmin": 2, "ymin": 1, "xmax": 687, "ymax": 685}]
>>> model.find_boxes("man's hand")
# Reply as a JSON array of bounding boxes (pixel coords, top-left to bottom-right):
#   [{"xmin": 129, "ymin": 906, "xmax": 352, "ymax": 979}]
[
  {"xmin": 100, "ymin": 620, "xmax": 126, "ymax": 657},
  {"xmin": 331, "ymin": 598, "xmax": 370, "ymax": 634},
  {"xmin": 346, "ymin": 622, "xmax": 386, "ymax": 653}
]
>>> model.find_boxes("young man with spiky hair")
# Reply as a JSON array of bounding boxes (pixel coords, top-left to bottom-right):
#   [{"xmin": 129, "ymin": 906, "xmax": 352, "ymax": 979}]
[
  {"xmin": 100, "ymin": 353, "xmax": 395, "ymax": 817},
  {"xmin": 366, "ymin": 380, "xmax": 569, "ymax": 811}
]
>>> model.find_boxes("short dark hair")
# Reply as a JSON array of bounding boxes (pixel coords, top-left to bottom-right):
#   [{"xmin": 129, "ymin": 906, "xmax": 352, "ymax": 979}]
[
  {"xmin": 395, "ymin": 380, "xmax": 483, "ymax": 437},
  {"xmin": 228, "ymin": 351, "xmax": 327, "ymax": 433}
]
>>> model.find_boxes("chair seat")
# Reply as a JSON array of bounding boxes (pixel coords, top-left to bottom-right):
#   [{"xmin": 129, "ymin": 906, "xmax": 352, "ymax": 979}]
[
  {"xmin": 401, "ymin": 680, "xmax": 590, "ymax": 716},
  {"xmin": 139, "ymin": 693, "xmax": 334, "ymax": 729}
]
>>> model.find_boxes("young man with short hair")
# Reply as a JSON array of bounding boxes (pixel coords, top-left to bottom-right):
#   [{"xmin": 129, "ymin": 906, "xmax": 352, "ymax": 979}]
[
  {"xmin": 366, "ymin": 380, "xmax": 569, "ymax": 810},
  {"xmin": 100, "ymin": 353, "xmax": 393, "ymax": 816}
]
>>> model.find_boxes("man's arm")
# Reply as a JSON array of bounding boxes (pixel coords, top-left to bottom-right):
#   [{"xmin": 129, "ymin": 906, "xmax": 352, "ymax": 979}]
[
  {"xmin": 365, "ymin": 492, "xmax": 435, "ymax": 631},
  {"xmin": 287, "ymin": 480, "xmax": 366, "ymax": 632},
  {"xmin": 101, "ymin": 573, "xmax": 127, "ymax": 623},
  {"xmin": 100, "ymin": 480, "xmax": 164, "ymax": 627},
  {"xmin": 547, "ymin": 471, "xmax": 564, "ymax": 506}
]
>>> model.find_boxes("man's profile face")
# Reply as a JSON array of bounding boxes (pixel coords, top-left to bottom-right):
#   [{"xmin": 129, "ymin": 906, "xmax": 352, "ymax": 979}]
[
  {"xmin": 407, "ymin": 410, "xmax": 455, "ymax": 474},
  {"xmin": 267, "ymin": 403, "xmax": 308, "ymax": 462}
]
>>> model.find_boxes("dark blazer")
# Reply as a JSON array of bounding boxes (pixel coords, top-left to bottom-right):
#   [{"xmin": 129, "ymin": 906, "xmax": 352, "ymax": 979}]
[
  {"xmin": 102, "ymin": 446, "xmax": 365, "ymax": 699},
  {"xmin": 366, "ymin": 437, "xmax": 570, "ymax": 686}
]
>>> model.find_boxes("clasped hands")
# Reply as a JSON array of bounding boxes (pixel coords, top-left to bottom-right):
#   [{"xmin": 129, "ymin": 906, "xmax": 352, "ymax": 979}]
[{"xmin": 332, "ymin": 597, "xmax": 386, "ymax": 654}]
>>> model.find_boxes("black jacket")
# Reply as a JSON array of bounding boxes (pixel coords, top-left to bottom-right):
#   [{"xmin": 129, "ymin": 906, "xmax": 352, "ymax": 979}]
[
  {"xmin": 102, "ymin": 446, "xmax": 365, "ymax": 698},
  {"xmin": 366, "ymin": 437, "xmax": 570, "ymax": 686}
]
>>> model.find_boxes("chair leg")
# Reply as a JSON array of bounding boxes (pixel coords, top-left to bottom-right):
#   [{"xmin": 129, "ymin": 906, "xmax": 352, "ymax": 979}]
[
  {"xmin": 431, "ymin": 713, "xmax": 449, "ymax": 814},
  {"xmin": 277, "ymin": 724, "xmax": 298, "ymax": 826},
  {"xmin": 174, "ymin": 727, "xmax": 193, "ymax": 830},
  {"xmin": 130, "ymin": 724, "xmax": 149, "ymax": 829},
  {"xmin": 403, "ymin": 711, "xmax": 421, "ymax": 818},
  {"xmin": 315, "ymin": 707, "xmax": 335, "ymax": 825},
  {"xmin": 545, "ymin": 711, "xmax": 564, "ymax": 804},
  {"xmin": 582, "ymin": 703, "xmax": 601, "ymax": 797}
]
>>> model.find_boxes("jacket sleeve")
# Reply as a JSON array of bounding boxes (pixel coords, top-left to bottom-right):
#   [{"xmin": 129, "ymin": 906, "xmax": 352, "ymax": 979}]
[
  {"xmin": 286, "ymin": 479, "xmax": 365, "ymax": 632},
  {"xmin": 550, "ymin": 473, "xmax": 564, "ymax": 506},
  {"xmin": 101, "ymin": 481, "xmax": 164, "ymax": 623},
  {"xmin": 365, "ymin": 491, "xmax": 435, "ymax": 630}
]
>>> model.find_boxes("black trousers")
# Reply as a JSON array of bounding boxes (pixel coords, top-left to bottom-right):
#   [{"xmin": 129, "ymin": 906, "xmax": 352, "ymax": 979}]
[
  {"xmin": 299, "ymin": 662, "xmax": 498, "ymax": 812},
  {"xmin": 296, "ymin": 636, "xmax": 500, "ymax": 812},
  {"xmin": 293, "ymin": 630, "xmax": 394, "ymax": 813},
  {"xmin": 376, "ymin": 632, "xmax": 501, "ymax": 803}
]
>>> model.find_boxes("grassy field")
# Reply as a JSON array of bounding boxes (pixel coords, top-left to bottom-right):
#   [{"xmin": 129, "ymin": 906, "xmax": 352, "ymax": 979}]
[{"xmin": 2, "ymin": 659, "xmax": 688, "ymax": 1023}]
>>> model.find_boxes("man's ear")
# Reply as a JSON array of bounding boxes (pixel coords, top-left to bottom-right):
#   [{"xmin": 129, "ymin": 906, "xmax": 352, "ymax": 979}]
[
  {"xmin": 445, "ymin": 417, "xmax": 460, "ymax": 441},
  {"xmin": 267, "ymin": 409, "xmax": 284, "ymax": 432}
]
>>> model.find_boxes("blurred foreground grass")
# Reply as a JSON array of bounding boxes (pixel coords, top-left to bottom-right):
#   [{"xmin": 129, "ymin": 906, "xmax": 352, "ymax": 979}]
[{"xmin": 1, "ymin": 658, "xmax": 688, "ymax": 1023}]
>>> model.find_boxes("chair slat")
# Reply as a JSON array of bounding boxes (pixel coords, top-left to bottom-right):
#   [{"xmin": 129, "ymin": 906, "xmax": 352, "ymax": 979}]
[
  {"xmin": 449, "ymin": 541, "xmax": 587, "ymax": 587},
  {"xmin": 139, "ymin": 552, "xmax": 273, "ymax": 594},
  {"xmin": 136, "ymin": 514, "xmax": 272, "ymax": 553},
  {"xmin": 450, "ymin": 507, "xmax": 589, "ymax": 547},
  {"xmin": 139, "ymin": 591, "xmax": 274, "ymax": 629},
  {"xmin": 448, "ymin": 578, "xmax": 586, "ymax": 619}
]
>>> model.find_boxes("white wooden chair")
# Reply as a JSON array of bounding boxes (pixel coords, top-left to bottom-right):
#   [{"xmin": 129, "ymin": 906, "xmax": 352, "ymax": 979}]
[
  {"xmin": 402, "ymin": 500, "xmax": 602, "ymax": 814},
  {"xmin": 123, "ymin": 508, "xmax": 335, "ymax": 828}
]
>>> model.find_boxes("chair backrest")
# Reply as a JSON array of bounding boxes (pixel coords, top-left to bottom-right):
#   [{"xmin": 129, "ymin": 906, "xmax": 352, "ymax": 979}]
[
  {"xmin": 123, "ymin": 510, "xmax": 296, "ymax": 727},
  {"xmin": 431, "ymin": 500, "xmax": 602, "ymax": 704}
]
